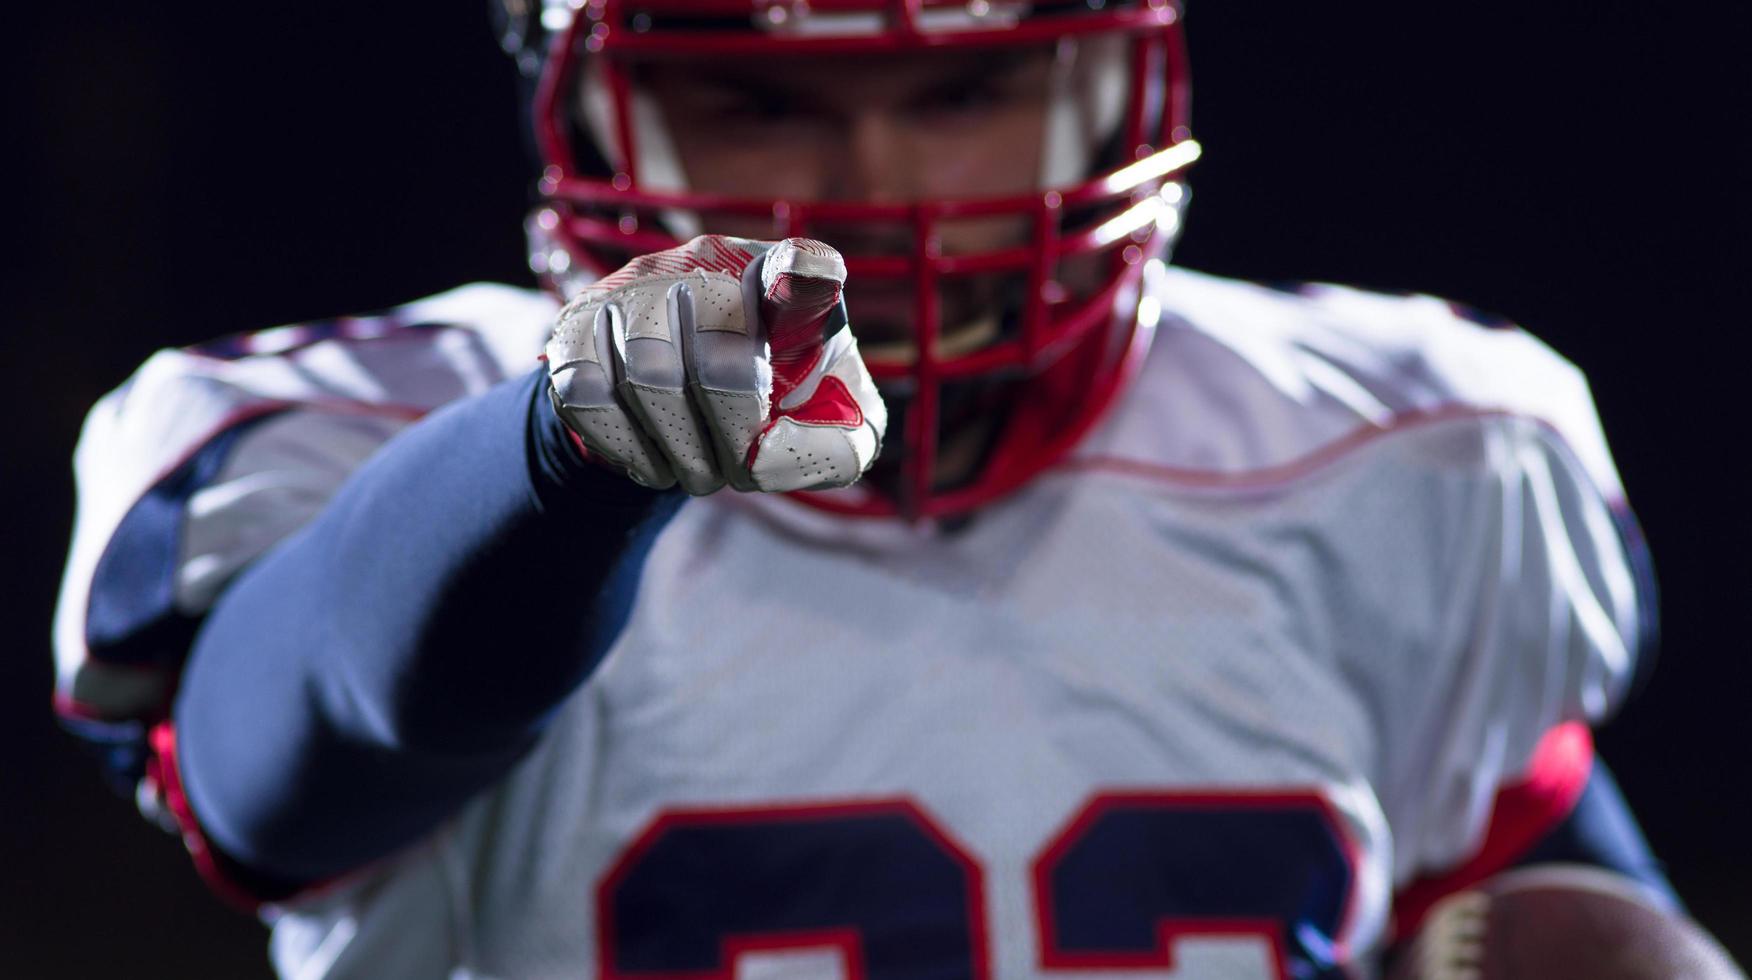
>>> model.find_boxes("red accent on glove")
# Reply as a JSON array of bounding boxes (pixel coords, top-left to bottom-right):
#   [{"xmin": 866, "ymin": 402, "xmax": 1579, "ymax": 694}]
[{"xmin": 775, "ymin": 374, "xmax": 864, "ymax": 428}]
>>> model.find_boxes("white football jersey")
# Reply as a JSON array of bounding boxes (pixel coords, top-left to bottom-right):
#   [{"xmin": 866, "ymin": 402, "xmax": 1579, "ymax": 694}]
[{"xmin": 55, "ymin": 264, "xmax": 1642, "ymax": 979}]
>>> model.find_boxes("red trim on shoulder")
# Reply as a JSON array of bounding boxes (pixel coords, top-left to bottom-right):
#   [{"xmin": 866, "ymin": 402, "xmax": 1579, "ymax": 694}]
[
  {"xmin": 125, "ymin": 398, "xmax": 429, "ymax": 499},
  {"xmin": 179, "ymin": 313, "xmax": 480, "ymax": 363},
  {"xmin": 1061, "ymin": 406, "xmax": 1628, "ymax": 509},
  {"xmin": 1064, "ymin": 406, "xmax": 1517, "ymax": 491},
  {"xmin": 1391, "ymin": 722, "xmax": 1595, "ymax": 938}
]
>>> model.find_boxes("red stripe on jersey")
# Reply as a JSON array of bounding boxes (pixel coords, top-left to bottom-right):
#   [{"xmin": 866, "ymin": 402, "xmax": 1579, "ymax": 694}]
[
  {"xmin": 1063, "ymin": 406, "xmax": 1630, "ymax": 510},
  {"xmin": 1390, "ymin": 722, "xmax": 1595, "ymax": 939}
]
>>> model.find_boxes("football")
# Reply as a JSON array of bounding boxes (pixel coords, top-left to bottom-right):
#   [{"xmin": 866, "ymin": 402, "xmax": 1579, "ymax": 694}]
[{"xmin": 1387, "ymin": 867, "xmax": 1745, "ymax": 979}]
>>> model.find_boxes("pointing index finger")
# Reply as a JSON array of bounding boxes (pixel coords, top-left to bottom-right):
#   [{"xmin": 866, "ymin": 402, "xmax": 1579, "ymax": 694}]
[{"xmin": 759, "ymin": 238, "xmax": 847, "ymax": 357}]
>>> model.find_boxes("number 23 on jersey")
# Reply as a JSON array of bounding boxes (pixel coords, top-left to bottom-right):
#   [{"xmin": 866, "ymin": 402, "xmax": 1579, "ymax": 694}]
[{"xmin": 598, "ymin": 790, "xmax": 1360, "ymax": 979}]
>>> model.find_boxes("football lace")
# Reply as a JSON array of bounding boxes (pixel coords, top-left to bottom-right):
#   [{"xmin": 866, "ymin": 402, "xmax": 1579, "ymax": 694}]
[{"xmin": 1410, "ymin": 890, "xmax": 1490, "ymax": 980}]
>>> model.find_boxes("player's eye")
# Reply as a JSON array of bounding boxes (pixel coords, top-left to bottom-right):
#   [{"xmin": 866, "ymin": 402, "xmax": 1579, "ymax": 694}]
[
  {"xmin": 714, "ymin": 89, "xmax": 805, "ymax": 124},
  {"xmin": 905, "ymin": 49, "xmax": 1053, "ymax": 126},
  {"xmin": 909, "ymin": 82, "xmax": 1006, "ymax": 119}
]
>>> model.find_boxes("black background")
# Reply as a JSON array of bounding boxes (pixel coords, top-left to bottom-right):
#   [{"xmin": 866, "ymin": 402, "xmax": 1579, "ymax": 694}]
[{"xmin": 6, "ymin": 2, "xmax": 1747, "ymax": 976}]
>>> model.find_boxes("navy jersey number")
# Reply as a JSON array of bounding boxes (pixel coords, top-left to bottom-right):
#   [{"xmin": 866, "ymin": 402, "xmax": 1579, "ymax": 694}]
[
  {"xmin": 1032, "ymin": 792, "xmax": 1355, "ymax": 977},
  {"xmin": 597, "ymin": 800, "xmax": 989, "ymax": 979},
  {"xmin": 598, "ymin": 792, "xmax": 1356, "ymax": 979}
]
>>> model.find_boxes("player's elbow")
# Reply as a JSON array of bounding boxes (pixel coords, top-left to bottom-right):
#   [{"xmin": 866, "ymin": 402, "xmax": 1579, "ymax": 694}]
[
  {"xmin": 176, "ymin": 661, "xmax": 533, "ymax": 885},
  {"xmin": 175, "ymin": 706, "xmax": 485, "ymax": 886}
]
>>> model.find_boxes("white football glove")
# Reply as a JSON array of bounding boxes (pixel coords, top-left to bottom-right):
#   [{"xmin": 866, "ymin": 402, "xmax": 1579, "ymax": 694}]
[{"xmin": 545, "ymin": 235, "xmax": 887, "ymax": 495}]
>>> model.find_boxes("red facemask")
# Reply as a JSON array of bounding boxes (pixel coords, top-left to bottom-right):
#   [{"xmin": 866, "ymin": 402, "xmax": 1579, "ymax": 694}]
[{"xmin": 518, "ymin": 0, "xmax": 1198, "ymax": 518}]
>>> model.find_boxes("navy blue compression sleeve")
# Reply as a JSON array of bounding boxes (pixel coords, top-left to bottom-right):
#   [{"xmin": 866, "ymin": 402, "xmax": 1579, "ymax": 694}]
[
  {"xmin": 1512, "ymin": 759, "xmax": 1681, "ymax": 910},
  {"xmin": 173, "ymin": 368, "xmax": 683, "ymax": 888}
]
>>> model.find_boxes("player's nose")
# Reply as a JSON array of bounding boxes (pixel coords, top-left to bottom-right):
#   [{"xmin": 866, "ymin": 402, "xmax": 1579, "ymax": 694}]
[{"xmin": 827, "ymin": 111, "xmax": 914, "ymax": 205}]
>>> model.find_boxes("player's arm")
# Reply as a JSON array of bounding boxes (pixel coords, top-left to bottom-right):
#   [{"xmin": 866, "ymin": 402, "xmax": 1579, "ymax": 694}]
[
  {"xmin": 170, "ymin": 367, "xmax": 680, "ymax": 900},
  {"xmin": 104, "ymin": 236, "xmax": 881, "ymax": 902}
]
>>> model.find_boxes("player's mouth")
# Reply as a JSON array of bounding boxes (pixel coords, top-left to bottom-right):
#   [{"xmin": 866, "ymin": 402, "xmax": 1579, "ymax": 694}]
[
  {"xmin": 844, "ymin": 286, "xmax": 915, "ymax": 346},
  {"xmin": 846, "ymin": 285, "xmax": 1001, "ymax": 363}
]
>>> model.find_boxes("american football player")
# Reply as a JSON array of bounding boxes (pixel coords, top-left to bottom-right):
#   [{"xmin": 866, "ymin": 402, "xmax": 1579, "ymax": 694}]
[{"xmin": 53, "ymin": 0, "xmax": 1742, "ymax": 976}]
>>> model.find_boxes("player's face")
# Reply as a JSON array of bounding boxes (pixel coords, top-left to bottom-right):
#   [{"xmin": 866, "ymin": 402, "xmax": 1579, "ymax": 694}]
[
  {"xmin": 643, "ymin": 48, "xmax": 1051, "ymax": 204},
  {"xmin": 636, "ymin": 47, "xmax": 1057, "ymax": 350}
]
